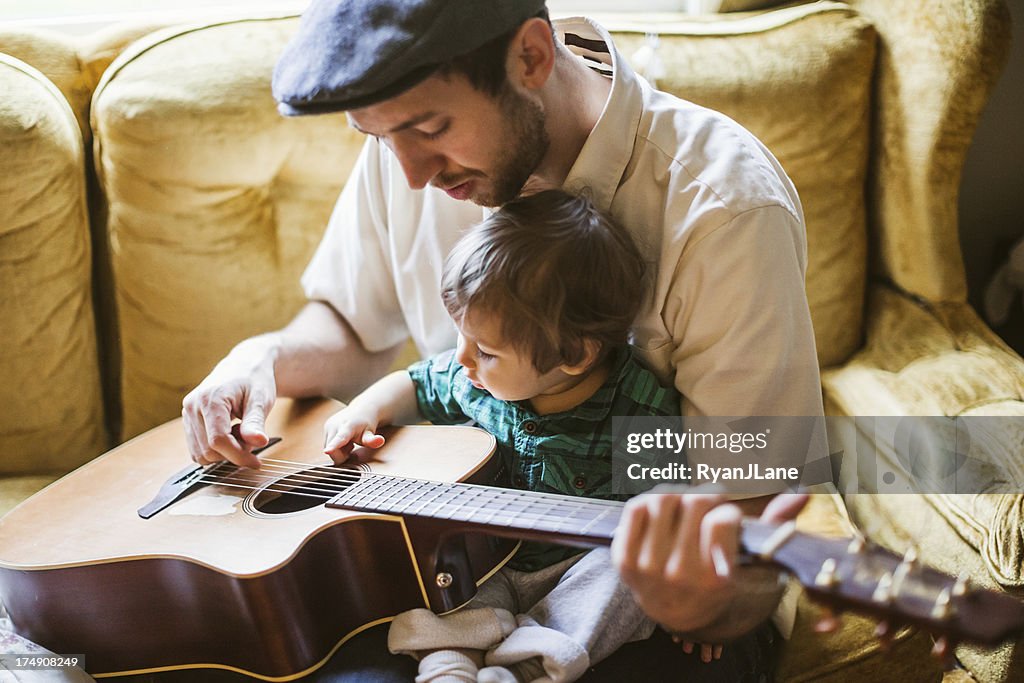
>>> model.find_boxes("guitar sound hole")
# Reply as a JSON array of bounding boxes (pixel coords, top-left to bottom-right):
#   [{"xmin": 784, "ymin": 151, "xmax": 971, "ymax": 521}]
[{"xmin": 250, "ymin": 465, "xmax": 361, "ymax": 515}]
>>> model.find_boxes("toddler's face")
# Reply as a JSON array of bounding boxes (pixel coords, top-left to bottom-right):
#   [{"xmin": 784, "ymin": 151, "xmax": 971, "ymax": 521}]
[{"xmin": 454, "ymin": 310, "xmax": 576, "ymax": 403}]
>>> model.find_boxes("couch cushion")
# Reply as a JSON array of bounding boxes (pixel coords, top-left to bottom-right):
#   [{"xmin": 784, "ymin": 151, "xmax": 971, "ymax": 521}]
[
  {"xmin": 0, "ymin": 475, "xmax": 61, "ymax": 519},
  {"xmin": 0, "ymin": 54, "xmax": 108, "ymax": 474},
  {"xmin": 0, "ymin": 28, "xmax": 91, "ymax": 139},
  {"xmin": 605, "ymin": 2, "xmax": 875, "ymax": 369},
  {"xmin": 93, "ymin": 16, "xmax": 367, "ymax": 440}
]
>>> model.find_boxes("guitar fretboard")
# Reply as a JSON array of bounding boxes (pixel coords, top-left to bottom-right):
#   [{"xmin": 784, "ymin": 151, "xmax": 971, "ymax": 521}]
[{"xmin": 326, "ymin": 473, "xmax": 622, "ymax": 546}]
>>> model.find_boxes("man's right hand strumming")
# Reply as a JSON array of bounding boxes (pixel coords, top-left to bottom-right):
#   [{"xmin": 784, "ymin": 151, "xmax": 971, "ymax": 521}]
[{"xmin": 181, "ymin": 334, "xmax": 280, "ymax": 470}]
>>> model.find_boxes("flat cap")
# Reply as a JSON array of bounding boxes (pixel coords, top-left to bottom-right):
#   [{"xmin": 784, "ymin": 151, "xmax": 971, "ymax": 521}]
[{"xmin": 273, "ymin": 0, "xmax": 547, "ymax": 116}]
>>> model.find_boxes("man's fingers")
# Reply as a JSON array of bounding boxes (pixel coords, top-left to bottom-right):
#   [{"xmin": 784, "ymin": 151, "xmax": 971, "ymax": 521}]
[
  {"xmin": 700, "ymin": 502, "xmax": 741, "ymax": 582},
  {"xmin": 239, "ymin": 399, "xmax": 271, "ymax": 448},
  {"xmin": 211, "ymin": 426, "xmax": 261, "ymax": 469},
  {"xmin": 666, "ymin": 493, "xmax": 722, "ymax": 579},
  {"xmin": 761, "ymin": 492, "xmax": 809, "ymax": 524},
  {"xmin": 611, "ymin": 499, "xmax": 649, "ymax": 576},
  {"xmin": 701, "ymin": 643, "xmax": 713, "ymax": 663},
  {"xmin": 637, "ymin": 495, "xmax": 682, "ymax": 575},
  {"xmin": 188, "ymin": 391, "xmax": 261, "ymax": 469},
  {"xmin": 713, "ymin": 644, "xmax": 723, "ymax": 660},
  {"xmin": 183, "ymin": 411, "xmax": 209, "ymax": 465}
]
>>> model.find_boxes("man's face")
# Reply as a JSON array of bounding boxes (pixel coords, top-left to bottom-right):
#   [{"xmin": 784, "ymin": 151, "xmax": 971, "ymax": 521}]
[{"xmin": 347, "ymin": 73, "xmax": 549, "ymax": 207}]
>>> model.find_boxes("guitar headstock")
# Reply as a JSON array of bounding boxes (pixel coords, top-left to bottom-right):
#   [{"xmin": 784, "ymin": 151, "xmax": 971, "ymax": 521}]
[{"xmin": 741, "ymin": 519, "xmax": 1024, "ymax": 655}]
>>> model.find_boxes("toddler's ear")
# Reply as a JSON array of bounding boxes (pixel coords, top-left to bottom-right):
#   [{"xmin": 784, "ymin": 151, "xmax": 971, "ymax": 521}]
[{"xmin": 560, "ymin": 338, "xmax": 602, "ymax": 376}]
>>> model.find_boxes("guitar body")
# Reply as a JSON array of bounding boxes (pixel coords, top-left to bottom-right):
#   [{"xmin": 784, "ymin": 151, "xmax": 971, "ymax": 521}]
[{"xmin": 0, "ymin": 398, "xmax": 514, "ymax": 680}]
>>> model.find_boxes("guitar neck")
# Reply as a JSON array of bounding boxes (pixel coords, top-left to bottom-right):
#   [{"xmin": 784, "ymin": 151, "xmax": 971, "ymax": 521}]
[{"xmin": 326, "ymin": 473, "xmax": 623, "ymax": 548}]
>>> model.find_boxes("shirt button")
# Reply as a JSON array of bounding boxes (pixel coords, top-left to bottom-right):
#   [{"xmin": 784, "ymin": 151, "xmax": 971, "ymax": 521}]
[
  {"xmin": 522, "ymin": 421, "xmax": 538, "ymax": 434},
  {"xmin": 573, "ymin": 476, "xmax": 587, "ymax": 490}
]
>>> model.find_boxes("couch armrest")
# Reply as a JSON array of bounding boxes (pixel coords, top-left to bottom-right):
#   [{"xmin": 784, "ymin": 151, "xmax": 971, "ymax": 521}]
[
  {"xmin": 823, "ymin": 285, "xmax": 1024, "ymax": 587},
  {"xmin": 822, "ymin": 285, "xmax": 1024, "ymax": 417}
]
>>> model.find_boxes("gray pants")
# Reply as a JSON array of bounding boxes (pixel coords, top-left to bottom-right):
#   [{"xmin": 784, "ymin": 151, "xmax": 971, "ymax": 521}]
[{"xmin": 388, "ymin": 548, "xmax": 654, "ymax": 682}]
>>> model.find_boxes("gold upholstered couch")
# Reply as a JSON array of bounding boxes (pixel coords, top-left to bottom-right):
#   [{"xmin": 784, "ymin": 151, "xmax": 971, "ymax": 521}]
[{"xmin": 0, "ymin": 1, "xmax": 1017, "ymax": 681}]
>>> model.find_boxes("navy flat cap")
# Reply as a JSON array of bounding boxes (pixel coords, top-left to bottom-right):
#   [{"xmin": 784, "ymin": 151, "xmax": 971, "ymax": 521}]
[{"xmin": 272, "ymin": 0, "xmax": 548, "ymax": 116}]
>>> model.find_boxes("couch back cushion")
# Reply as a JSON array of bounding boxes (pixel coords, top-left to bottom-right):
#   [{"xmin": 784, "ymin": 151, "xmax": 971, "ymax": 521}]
[
  {"xmin": 0, "ymin": 54, "xmax": 108, "ymax": 473},
  {"xmin": 0, "ymin": 28, "xmax": 92, "ymax": 140},
  {"xmin": 608, "ymin": 2, "xmax": 876, "ymax": 369},
  {"xmin": 93, "ymin": 17, "xmax": 364, "ymax": 440}
]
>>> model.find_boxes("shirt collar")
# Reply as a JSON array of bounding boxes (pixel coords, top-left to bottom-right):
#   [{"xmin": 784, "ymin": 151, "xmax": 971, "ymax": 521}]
[{"xmin": 556, "ymin": 17, "xmax": 645, "ymax": 214}]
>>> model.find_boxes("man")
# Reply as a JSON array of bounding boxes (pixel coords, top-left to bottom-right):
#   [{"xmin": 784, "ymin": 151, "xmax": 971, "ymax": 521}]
[{"xmin": 183, "ymin": 0, "xmax": 822, "ymax": 679}]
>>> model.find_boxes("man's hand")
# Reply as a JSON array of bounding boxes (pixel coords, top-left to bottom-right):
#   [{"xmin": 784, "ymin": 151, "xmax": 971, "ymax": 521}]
[
  {"xmin": 181, "ymin": 335, "xmax": 279, "ymax": 469},
  {"xmin": 611, "ymin": 490, "xmax": 808, "ymax": 639},
  {"xmin": 323, "ymin": 406, "xmax": 387, "ymax": 464}
]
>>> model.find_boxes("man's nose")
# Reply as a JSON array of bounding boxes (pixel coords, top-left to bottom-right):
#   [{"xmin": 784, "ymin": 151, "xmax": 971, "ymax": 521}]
[{"xmin": 391, "ymin": 137, "xmax": 443, "ymax": 190}]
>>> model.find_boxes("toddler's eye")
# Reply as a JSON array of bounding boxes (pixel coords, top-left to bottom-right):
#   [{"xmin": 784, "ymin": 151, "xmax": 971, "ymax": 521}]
[{"xmin": 476, "ymin": 349, "xmax": 495, "ymax": 361}]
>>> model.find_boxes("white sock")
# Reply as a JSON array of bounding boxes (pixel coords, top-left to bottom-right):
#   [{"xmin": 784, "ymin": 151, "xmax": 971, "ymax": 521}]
[
  {"xmin": 477, "ymin": 665, "xmax": 521, "ymax": 683},
  {"xmin": 485, "ymin": 625, "xmax": 588, "ymax": 683},
  {"xmin": 415, "ymin": 649, "xmax": 482, "ymax": 683}
]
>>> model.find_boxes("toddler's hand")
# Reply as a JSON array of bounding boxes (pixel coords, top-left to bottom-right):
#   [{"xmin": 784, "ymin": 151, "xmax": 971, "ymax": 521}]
[
  {"xmin": 323, "ymin": 408, "xmax": 386, "ymax": 464},
  {"xmin": 673, "ymin": 636, "xmax": 723, "ymax": 663}
]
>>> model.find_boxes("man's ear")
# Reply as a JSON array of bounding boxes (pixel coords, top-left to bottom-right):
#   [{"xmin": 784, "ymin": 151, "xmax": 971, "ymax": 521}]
[
  {"xmin": 559, "ymin": 338, "xmax": 602, "ymax": 376},
  {"xmin": 506, "ymin": 17, "xmax": 556, "ymax": 90}
]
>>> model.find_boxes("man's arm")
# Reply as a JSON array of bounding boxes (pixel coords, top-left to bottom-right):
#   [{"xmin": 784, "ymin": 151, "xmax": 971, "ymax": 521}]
[{"xmin": 181, "ymin": 300, "xmax": 402, "ymax": 468}]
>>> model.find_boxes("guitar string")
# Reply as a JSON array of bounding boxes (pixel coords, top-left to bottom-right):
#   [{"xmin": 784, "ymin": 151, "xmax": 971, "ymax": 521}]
[{"xmin": 182, "ymin": 460, "xmax": 620, "ymax": 528}]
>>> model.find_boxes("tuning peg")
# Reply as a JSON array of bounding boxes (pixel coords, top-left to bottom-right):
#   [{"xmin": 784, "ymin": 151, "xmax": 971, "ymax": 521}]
[
  {"xmin": 874, "ymin": 620, "xmax": 895, "ymax": 651},
  {"xmin": 815, "ymin": 558, "xmax": 838, "ymax": 588},
  {"xmin": 872, "ymin": 572, "xmax": 894, "ymax": 604},
  {"xmin": 952, "ymin": 573, "xmax": 970, "ymax": 597},
  {"xmin": 847, "ymin": 534, "xmax": 866, "ymax": 554},
  {"xmin": 813, "ymin": 606, "xmax": 842, "ymax": 633},
  {"xmin": 931, "ymin": 635, "xmax": 957, "ymax": 668},
  {"xmin": 930, "ymin": 587, "xmax": 953, "ymax": 620}
]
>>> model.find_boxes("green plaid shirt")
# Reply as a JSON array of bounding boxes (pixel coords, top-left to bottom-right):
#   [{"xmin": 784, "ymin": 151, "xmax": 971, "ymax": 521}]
[{"xmin": 408, "ymin": 345, "xmax": 682, "ymax": 571}]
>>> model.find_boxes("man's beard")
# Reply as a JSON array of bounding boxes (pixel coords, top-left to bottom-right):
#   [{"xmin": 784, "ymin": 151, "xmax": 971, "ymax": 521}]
[{"xmin": 455, "ymin": 87, "xmax": 549, "ymax": 208}]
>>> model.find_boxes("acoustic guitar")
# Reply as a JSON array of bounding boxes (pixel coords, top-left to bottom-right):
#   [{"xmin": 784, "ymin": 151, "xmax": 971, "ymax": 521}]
[{"xmin": 1, "ymin": 398, "xmax": 1022, "ymax": 681}]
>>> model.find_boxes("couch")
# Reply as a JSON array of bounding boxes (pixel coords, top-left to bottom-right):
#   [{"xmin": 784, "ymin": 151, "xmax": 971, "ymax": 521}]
[{"xmin": 0, "ymin": 0, "xmax": 1016, "ymax": 680}]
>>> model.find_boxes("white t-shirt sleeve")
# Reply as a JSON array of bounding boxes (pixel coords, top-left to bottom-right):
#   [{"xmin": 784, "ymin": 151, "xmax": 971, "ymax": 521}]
[{"xmin": 301, "ymin": 138, "xmax": 409, "ymax": 353}]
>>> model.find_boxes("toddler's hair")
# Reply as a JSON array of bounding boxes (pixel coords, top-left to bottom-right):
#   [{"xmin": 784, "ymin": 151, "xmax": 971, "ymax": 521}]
[{"xmin": 441, "ymin": 189, "xmax": 646, "ymax": 372}]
